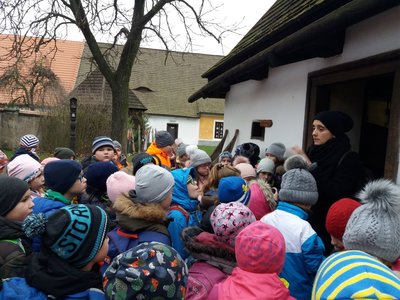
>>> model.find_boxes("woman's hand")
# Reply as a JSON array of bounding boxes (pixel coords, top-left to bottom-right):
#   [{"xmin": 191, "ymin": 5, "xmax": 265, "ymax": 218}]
[{"xmin": 291, "ymin": 145, "xmax": 312, "ymax": 165}]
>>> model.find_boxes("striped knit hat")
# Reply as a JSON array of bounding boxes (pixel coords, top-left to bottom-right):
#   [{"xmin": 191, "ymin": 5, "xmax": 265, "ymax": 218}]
[
  {"xmin": 20, "ymin": 134, "xmax": 39, "ymax": 148},
  {"xmin": 92, "ymin": 136, "xmax": 115, "ymax": 154},
  {"xmin": 312, "ymin": 250, "xmax": 400, "ymax": 300}
]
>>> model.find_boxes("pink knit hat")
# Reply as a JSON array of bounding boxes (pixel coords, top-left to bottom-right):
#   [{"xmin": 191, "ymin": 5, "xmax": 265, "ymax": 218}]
[
  {"xmin": 235, "ymin": 163, "xmax": 256, "ymax": 179},
  {"xmin": 235, "ymin": 221, "xmax": 286, "ymax": 273},
  {"xmin": 211, "ymin": 202, "xmax": 256, "ymax": 248},
  {"xmin": 7, "ymin": 154, "xmax": 42, "ymax": 182},
  {"xmin": 106, "ymin": 171, "xmax": 136, "ymax": 203},
  {"xmin": 41, "ymin": 157, "xmax": 60, "ymax": 166}
]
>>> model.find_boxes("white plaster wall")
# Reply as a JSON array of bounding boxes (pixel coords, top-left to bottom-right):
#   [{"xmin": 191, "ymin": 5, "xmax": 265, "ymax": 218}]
[
  {"xmin": 225, "ymin": 5, "xmax": 400, "ymax": 162},
  {"xmin": 147, "ymin": 115, "xmax": 199, "ymax": 145}
]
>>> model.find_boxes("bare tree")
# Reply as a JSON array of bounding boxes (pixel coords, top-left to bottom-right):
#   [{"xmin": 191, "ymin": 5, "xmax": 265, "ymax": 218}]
[{"xmin": 0, "ymin": 0, "xmax": 230, "ymax": 144}]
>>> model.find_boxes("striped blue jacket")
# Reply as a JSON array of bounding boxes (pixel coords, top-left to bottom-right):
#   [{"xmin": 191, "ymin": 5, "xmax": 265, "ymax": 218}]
[
  {"xmin": 312, "ymin": 250, "xmax": 400, "ymax": 300},
  {"xmin": 261, "ymin": 201, "xmax": 325, "ymax": 300}
]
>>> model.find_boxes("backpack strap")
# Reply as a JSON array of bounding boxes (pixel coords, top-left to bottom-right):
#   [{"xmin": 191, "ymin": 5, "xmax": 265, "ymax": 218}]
[
  {"xmin": 169, "ymin": 204, "xmax": 190, "ymax": 224},
  {"xmin": 152, "ymin": 154, "xmax": 162, "ymax": 167}
]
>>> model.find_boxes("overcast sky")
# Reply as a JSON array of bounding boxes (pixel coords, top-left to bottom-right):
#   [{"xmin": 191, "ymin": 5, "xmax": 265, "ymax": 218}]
[{"xmin": 67, "ymin": 1, "xmax": 276, "ymax": 56}]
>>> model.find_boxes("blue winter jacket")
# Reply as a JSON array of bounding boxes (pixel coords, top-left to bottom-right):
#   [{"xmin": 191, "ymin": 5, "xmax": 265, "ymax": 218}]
[
  {"xmin": 167, "ymin": 168, "xmax": 202, "ymax": 259},
  {"xmin": 261, "ymin": 202, "xmax": 325, "ymax": 300}
]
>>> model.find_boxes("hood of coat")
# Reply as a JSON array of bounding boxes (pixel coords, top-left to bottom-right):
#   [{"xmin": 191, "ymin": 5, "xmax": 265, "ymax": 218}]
[
  {"xmin": 182, "ymin": 227, "xmax": 236, "ymax": 263},
  {"xmin": 113, "ymin": 194, "xmax": 167, "ymax": 222}
]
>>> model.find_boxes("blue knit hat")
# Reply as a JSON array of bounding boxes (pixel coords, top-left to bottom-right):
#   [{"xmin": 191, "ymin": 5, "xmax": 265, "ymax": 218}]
[
  {"xmin": 23, "ymin": 204, "xmax": 110, "ymax": 268},
  {"xmin": 92, "ymin": 136, "xmax": 115, "ymax": 154},
  {"xmin": 85, "ymin": 161, "xmax": 119, "ymax": 194},
  {"xmin": 44, "ymin": 160, "xmax": 82, "ymax": 194},
  {"xmin": 218, "ymin": 176, "xmax": 251, "ymax": 206}
]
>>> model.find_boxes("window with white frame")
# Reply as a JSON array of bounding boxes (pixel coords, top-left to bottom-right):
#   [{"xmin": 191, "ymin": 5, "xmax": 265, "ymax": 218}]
[{"xmin": 214, "ymin": 121, "xmax": 224, "ymax": 139}]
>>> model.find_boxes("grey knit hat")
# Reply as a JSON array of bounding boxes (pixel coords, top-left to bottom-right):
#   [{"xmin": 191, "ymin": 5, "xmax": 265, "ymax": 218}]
[
  {"xmin": 190, "ymin": 149, "xmax": 211, "ymax": 168},
  {"xmin": 265, "ymin": 142, "xmax": 286, "ymax": 162},
  {"xmin": 257, "ymin": 158, "xmax": 275, "ymax": 174},
  {"xmin": 129, "ymin": 164, "xmax": 174, "ymax": 204},
  {"xmin": 279, "ymin": 155, "xmax": 318, "ymax": 205},
  {"xmin": 155, "ymin": 131, "xmax": 174, "ymax": 148},
  {"xmin": 113, "ymin": 140, "xmax": 122, "ymax": 150},
  {"xmin": 177, "ymin": 143, "xmax": 188, "ymax": 157},
  {"xmin": 343, "ymin": 179, "xmax": 400, "ymax": 263}
]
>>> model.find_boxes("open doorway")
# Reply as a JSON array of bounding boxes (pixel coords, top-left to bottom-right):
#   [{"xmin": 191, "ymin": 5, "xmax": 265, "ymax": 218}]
[{"xmin": 306, "ymin": 51, "xmax": 400, "ymax": 180}]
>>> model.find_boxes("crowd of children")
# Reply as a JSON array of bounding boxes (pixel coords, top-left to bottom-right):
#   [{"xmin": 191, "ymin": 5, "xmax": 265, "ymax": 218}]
[{"xmin": 1, "ymin": 117, "xmax": 400, "ymax": 300}]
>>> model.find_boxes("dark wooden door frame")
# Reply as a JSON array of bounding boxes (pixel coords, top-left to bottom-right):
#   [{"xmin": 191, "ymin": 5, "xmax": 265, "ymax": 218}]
[{"xmin": 305, "ymin": 49, "xmax": 400, "ymax": 180}]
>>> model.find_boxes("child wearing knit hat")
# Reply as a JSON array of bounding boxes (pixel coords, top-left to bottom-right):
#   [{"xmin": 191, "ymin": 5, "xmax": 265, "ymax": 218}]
[
  {"xmin": 101, "ymin": 164, "xmax": 174, "ymax": 273},
  {"xmin": 33, "ymin": 160, "xmax": 85, "ymax": 217},
  {"xmin": 10, "ymin": 134, "xmax": 40, "ymax": 162},
  {"xmin": 81, "ymin": 136, "xmax": 116, "ymax": 171},
  {"xmin": 112, "ymin": 140, "xmax": 128, "ymax": 169},
  {"xmin": 325, "ymin": 198, "xmax": 361, "ymax": 252},
  {"xmin": 261, "ymin": 154, "xmax": 325, "ymax": 300},
  {"xmin": 208, "ymin": 221, "xmax": 294, "ymax": 300},
  {"xmin": 218, "ymin": 151, "xmax": 233, "ymax": 166},
  {"xmin": 146, "ymin": 130, "xmax": 175, "ymax": 170},
  {"xmin": 0, "ymin": 177, "xmax": 34, "ymax": 278},
  {"xmin": 7, "ymin": 154, "xmax": 45, "ymax": 199},
  {"xmin": 80, "ymin": 161, "xmax": 119, "ymax": 223},
  {"xmin": 18, "ymin": 204, "xmax": 110, "ymax": 298},
  {"xmin": 103, "ymin": 242, "xmax": 188, "ymax": 300},
  {"xmin": 182, "ymin": 202, "xmax": 256, "ymax": 299},
  {"xmin": 106, "ymin": 171, "xmax": 136, "ymax": 204},
  {"xmin": 236, "ymin": 162, "xmax": 277, "ymax": 220}
]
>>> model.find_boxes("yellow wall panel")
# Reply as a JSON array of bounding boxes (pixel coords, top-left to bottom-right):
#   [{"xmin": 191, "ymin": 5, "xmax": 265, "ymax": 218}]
[{"xmin": 199, "ymin": 115, "xmax": 224, "ymax": 140}]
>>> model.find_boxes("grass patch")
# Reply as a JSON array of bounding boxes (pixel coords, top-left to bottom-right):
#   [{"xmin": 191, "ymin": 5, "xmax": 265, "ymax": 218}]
[{"xmin": 197, "ymin": 145, "xmax": 216, "ymax": 156}]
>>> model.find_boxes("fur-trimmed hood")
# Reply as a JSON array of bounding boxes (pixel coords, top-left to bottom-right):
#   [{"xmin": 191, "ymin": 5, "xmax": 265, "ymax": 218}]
[
  {"xmin": 182, "ymin": 227, "xmax": 236, "ymax": 274},
  {"xmin": 113, "ymin": 194, "xmax": 169, "ymax": 235},
  {"xmin": 114, "ymin": 194, "xmax": 167, "ymax": 222}
]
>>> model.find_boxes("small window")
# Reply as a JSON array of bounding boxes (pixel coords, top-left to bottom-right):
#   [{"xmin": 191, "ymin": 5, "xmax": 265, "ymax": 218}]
[
  {"xmin": 214, "ymin": 121, "xmax": 224, "ymax": 139},
  {"xmin": 251, "ymin": 121, "xmax": 265, "ymax": 141}
]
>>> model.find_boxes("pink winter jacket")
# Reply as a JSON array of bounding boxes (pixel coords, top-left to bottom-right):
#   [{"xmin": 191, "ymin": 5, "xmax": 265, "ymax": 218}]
[{"xmin": 207, "ymin": 268, "xmax": 295, "ymax": 300}]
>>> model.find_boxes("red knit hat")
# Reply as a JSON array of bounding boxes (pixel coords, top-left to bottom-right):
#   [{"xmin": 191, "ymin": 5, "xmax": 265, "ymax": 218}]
[{"xmin": 326, "ymin": 198, "xmax": 361, "ymax": 240}]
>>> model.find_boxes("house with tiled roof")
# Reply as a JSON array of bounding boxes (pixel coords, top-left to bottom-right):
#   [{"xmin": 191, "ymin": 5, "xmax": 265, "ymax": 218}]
[
  {"xmin": 0, "ymin": 35, "xmax": 84, "ymax": 106},
  {"xmin": 76, "ymin": 45, "xmax": 224, "ymax": 146},
  {"xmin": 190, "ymin": 0, "xmax": 400, "ymax": 181}
]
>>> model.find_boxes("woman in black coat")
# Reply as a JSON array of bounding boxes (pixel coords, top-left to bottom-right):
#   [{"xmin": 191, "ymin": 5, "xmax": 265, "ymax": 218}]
[{"xmin": 293, "ymin": 111, "xmax": 363, "ymax": 253}]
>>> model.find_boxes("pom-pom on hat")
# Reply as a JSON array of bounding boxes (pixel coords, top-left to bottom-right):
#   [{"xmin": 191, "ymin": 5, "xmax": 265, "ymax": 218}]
[
  {"xmin": 235, "ymin": 221, "xmax": 286, "ymax": 274},
  {"xmin": 265, "ymin": 142, "xmax": 286, "ymax": 162},
  {"xmin": 0, "ymin": 176, "xmax": 29, "ymax": 216},
  {"xmin": 279, "ymin": 155, "xmax": 318, "ymax": 205},
  {"xmin": 189, "ymin": 149, "xmax": 211, "ymax": 168},
  {"xmin": 211, "ymin": 202, "xmax": 256, "ymax": 248},
  {"xmin": 218, "ymin": 176, "xmax": 251, "ymax": 206},
  {"xmin": 155, "ymin": 131, "xmax": 174, "ymax": 148},
  {"xmin": 85, "ymin": 161, "xmax": 119, "ymax": 194},
  {"xmin": 20, "ymin": 134, "xmax": 39, "ymax": 148},
  {"xmin": 44, "ymin": 160, "xmax": 82, "ymax": 194},
  {"xmin": 257, "ymin": 158, "xmax": 275, "ymax": 174},
  {"xmin": 218, "ymin": 151, "xmax": 233, "ymax": 162},
  {"xmin": 238, "ymin": 143, "xmax": 260, "ymax": 167},
  {"xmin": 92, "ymin": 136, "xmax": 115, "ymax": 154},
  {"xmin": 106, "ymin": 171, "xmax": 136, "ymax": 203},
  {"xmin": 235, "ymin": 163, "xmax": 256, "ymax": 179},
  {"xmin": 132, "ymin": 152, "xmax": 157, "ymax": 175},
  {"xmin": 103, "ymin": 242, "xmax": 188, "ymax": 299},
  {"xmin": 326, "ymin": 198, "xmax": 361, "ymax": 240},
  {"xmin": 313, "ymin": 110, "xmax": 354, "ymax": 137},
  {"xmin": 54, "ymin": 147, "xmax": 76, "ymax": 160},
  {"xmin": 129, "ymin": 164, "xmax": 174, "ymax": 204},
  {"xmin": 343, "ymin": 179, "xmax": 400, "ymax": 263},
  {"xmin": 7, "ymin": 154, "xmax": 42, "ymax": 182},
  {"xmin": 23, "ymin": 204, "xmax": 110, "ymax": 268}
]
